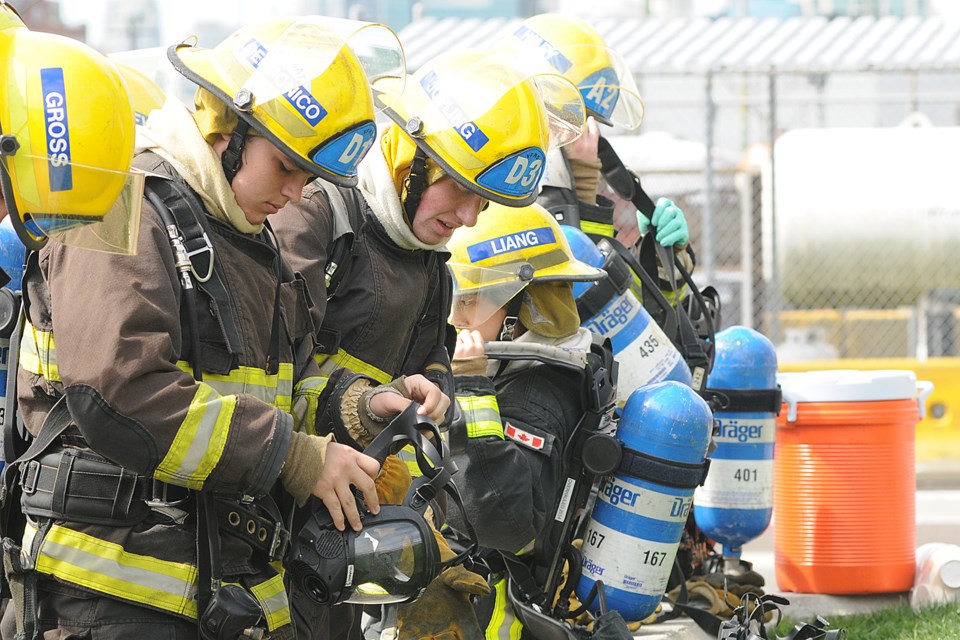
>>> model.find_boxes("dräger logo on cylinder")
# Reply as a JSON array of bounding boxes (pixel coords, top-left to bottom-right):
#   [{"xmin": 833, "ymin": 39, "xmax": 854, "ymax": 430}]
[
  {"xmin": 717, "ymin": 420, "xmax": 765, "ymax": 443},
  {"xmin": 41, "ymin": 68, "xmax": 72, "ymax": 192}
]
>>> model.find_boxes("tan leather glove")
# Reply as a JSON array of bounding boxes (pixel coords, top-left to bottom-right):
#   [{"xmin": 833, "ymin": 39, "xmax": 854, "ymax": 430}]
[
  {"xmin": 375, "ymin": 454, "xmax": 413, "ymax": 505},
  {"xmin": 451, "ymin": 355, "xmax": 488, "ymax": 376},
  {"xmin": 397, "ymin": 564, "xmax": 491, "ymax": 640}
]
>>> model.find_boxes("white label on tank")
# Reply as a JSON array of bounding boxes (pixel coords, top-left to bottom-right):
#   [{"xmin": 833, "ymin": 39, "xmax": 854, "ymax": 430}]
[
  {"xmin": 694, "ymin": 459, "xmax": 774, "ymax": 509},
  {"xmin": 583, "ymin": 292, "xmax": 683, "ymax": 400},
  {"xmin": 598, "ymin": 477, "xmax": 692, "ymax": 522},
  {"xmin": 580, "ymin": 519, "xmax": 678, "ymax": 596},
  {"xmin": 617, "ymin": 322, "xmax": 683, "ymax": 399}
]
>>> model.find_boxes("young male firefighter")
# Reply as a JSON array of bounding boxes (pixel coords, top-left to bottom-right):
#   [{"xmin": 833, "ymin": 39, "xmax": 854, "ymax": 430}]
[
  {"xmin": 270, "ymin": 49, "xmax": 586, "ymax": 640},
  {"xmin": 497, "ymin": 13, "xmax": 690, "ymax": 250},
  {"xmin": 444, "ymin": 202, "xmax": 634, "ymax": 639},
  {"xmin": 0, "ymin": 18, "xmax": 447, "ymax": 639}
]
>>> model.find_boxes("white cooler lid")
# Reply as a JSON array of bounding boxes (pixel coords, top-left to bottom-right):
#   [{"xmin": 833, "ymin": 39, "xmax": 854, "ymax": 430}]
[{"xmin": 777, "ymin": 369, "xmax": 918, "ymax": 402}]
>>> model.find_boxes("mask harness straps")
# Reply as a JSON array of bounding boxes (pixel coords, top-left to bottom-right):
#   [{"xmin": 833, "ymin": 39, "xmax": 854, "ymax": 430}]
[{"xmin": 364, "ymin": 403, "xmax": 479, "ymax": 569}]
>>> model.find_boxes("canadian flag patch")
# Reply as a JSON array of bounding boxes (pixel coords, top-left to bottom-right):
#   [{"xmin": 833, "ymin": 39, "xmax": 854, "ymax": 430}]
[{"xmin": 505, "ymin": 422, "xmax": 544, "ymax": 450}]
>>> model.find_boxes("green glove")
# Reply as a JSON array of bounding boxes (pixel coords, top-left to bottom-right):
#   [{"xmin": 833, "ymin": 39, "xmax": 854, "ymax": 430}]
[
  {"xmin": 636, "ymin": 197, "xmax": 689, "ymax": 247},
  {"xmin": 397, "ymin": 565, "xmax": 490, "ymax": 640}
]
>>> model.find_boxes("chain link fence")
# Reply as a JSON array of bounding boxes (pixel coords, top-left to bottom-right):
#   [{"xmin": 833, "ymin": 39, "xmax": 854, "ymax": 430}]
[{"xmin": 608, "ymin": 66, "xmax": 960, "ymax": 364}]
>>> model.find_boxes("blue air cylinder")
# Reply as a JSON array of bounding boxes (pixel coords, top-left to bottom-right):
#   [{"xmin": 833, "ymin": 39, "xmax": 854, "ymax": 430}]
[
  {"xmin": 694, "ymin": 326, "xmax": 780, "ymax": 561},
  {"xmin": 575, "ymin": 380, "xmax": 713, "ymax": 620},
  {"xmin": 0, "ymin": 218, "xmax": 25, "ymax": 470},
  {"xmin": 562, "ymin": 226, "xmax": 691, "ymax": 407}
]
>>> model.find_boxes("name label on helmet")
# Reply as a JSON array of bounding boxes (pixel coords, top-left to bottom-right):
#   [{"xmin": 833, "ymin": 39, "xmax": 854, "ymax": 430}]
[
  {"xmin": 476, "ymin": 147, "xmax": 545, "ymax": 198},
  {"xmin": 419, "ymin": 71, "xmax": 489, "ymax": 152},
  {"xmin": 580, "ymin": 67, "xmax": 620, "ymax": 121},
  {"xmin": 240, "ymin": 39, "xmax": 328, "ymax": 126},
  {"xmin": 512, "ymin": 25, "xmax": 573, "ymax": 74},
  {"xmin": 466, "ymin": 226, "xmax": 554, "ymax": 262},
  {"xmin": 40, "ymin": 68, "xmax": 72, "ymax": 192}
]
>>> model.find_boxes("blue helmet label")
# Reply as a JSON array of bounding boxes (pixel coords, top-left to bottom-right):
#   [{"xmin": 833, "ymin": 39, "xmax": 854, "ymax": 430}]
[
  {"xmin": 466, "ymin": 226, "xmax": 555, "ymax": 262},
  {"xmin": 476, "ymin": 147, "xmax": 545, "ymax": 198},
  {"xmin": 580, "ymin": 67, "xmax": 621, "ymax": 121},
  {"xmin": 240, "ymin": 39, "xmax": 328, "ymax": 126},
  {"xmin": 513, "ymin": 25, "xmax": 573, "ymax": 74},
  {"xmin": 40, "ymin": 68, "xmax": 72, "ymax": 192},
  {"xmin": 419, "ymin": 71, "xmax": 489, "ymax": 152},
  {"xmin": 311, "ymin": 122, "xmax": 376, "ymax": 177}
]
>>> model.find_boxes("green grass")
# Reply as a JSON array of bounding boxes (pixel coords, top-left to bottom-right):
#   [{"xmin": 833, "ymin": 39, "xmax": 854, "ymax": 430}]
[{"xmin": 777, "ymin": 602, "xmax": 960, "ymax": 639}]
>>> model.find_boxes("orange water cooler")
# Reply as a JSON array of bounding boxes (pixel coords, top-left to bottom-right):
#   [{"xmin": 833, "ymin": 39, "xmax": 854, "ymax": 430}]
[{"xmin": 774, "ymin": 370, "xmax": 932, "ymax": 594}]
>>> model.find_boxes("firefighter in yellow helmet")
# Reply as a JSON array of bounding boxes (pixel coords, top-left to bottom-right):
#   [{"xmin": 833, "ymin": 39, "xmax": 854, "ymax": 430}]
[
  {"xmin": 270, "ymin": 49, "xmax": 585, "ymax": 640},
  {"xmin": 498, "ymin": 13, "xmax": 690, "ymax": 248},
  {"xmin": 442, "ymin": 202, "xmax": 637, "ymax": 638},
  {"xmin": 4, "ymin": 17, "xmax": 448, "ymax": 640}
]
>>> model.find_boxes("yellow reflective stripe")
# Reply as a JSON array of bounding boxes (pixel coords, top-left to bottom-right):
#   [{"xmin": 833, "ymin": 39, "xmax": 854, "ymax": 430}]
[
  {"xmin": 19, "ymin": 321, "xmax": 60, "ymax": 382},
  {"xmin": 399, "ymin": 430, "xmax": 449, "ymax": 478},
  {"xmin": 458, "ymin": 395, "xmax": 505, "ymax": 440},
  {"xmin": 155, "ymin": 382, "xmax": 233, "ymax": 488},
  {"xmin": 175, "ymin": 361, "xmax": 294, "ymax": 413},
  {"xmin": 580, "ymin": 220, "xmax": 614, "ymax": 238},
  {"xmin": 34, "ymin": 524, "xmax": 198, "ymax": 618},
  {"xmin": 487, "ymin": 578, "xmax": 523, "ymax": 640},
  {"xmin": 249, "ymin": 572, "xmax": 291, "ymax": 631},
  {"xmin": 316, "ymin": 350, "xmax": 391, "ymax": 385},
  {"xmin": 398, "ymin": 444, "xmax": 426, "ymax": 478},
  {"xmin": 292, "ymin": 375, "xmax": 329, "ymax": 435}
]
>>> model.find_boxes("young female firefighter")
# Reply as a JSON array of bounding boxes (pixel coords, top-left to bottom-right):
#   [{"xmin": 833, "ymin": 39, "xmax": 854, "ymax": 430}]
[
  {"xmin": 445, "ymin": 202, "xmax": 636, "ymax": 639},
  {"xmin": 270, "ymin": 49, "xmax": 585, "ymax": 640},
  {"xmin": 1, "ymin": 17, "xmax": 447, "ymax": 640},
  {"xmin": 497, "ymin": 13, "xmax": 689, "ymax": 248}
]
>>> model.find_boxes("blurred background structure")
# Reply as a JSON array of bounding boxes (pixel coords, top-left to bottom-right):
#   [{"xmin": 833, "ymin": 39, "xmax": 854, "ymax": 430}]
[{"xmin": 25, "ymin": 0, "xmax": 960, "ymax": 462}]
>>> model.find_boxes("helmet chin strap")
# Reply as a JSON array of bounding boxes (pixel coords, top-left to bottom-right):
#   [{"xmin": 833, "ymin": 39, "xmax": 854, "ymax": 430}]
[
  {"xmin": 402, "ymin": 145, "xmax": 429, "ymax": 223},
  {"xmin": 220, "ymin": 120, "xmax": 250, "ymax": 185},
  {"xmin": 499, "ymin": 293, "xmax": 525, "ymax": 342}
]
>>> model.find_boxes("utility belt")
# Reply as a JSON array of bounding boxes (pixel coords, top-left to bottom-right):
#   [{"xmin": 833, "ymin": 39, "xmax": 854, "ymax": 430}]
[{"xmin": 18, "ymin": 447, "xmax": 289, "ymax": 561}]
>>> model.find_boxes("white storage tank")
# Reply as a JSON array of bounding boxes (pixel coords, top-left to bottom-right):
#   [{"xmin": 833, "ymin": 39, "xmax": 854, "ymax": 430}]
[{"xmin": 771, "ymin": 125, "xmax": 960, "ymax": 307}]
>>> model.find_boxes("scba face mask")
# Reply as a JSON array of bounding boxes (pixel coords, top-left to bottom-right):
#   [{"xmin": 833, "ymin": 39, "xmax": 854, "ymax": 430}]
[{"xmin": 285, "ymin": 403, "xmax": 477, "ymax": 605}]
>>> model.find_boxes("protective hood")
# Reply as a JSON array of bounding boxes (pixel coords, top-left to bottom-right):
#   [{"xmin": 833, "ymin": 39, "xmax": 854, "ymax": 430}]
[
  {"xmin": 357, "ymin": 126, "xmax": 448, "ymax": 251},
  {"xmin": 138, "ymin": 97, "xmax": 261, "ymax": 234}
]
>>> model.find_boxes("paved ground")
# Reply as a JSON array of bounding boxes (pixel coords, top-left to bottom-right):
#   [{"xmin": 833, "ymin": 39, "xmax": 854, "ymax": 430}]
[{"xmin": 629, "ymin": 464, "xmax": 960, "ymax": 639}]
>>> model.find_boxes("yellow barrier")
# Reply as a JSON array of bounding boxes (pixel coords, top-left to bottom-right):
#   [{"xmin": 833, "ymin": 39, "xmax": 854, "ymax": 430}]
[{"xmin": 779, "ymin": 358, "xmax": 960, "ymax": 462}]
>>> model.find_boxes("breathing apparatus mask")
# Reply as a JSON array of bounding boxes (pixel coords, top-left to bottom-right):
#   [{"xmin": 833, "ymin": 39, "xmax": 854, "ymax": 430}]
[{"xmin": 285, "ymin": 402, "xmax": 478, "ymax": 606}]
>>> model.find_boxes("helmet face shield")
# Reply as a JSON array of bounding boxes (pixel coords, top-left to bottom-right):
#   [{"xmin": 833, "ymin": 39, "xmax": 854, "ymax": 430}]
[
  {"xmin": 448, "ymin": 262, "xmax": 530, "ymax": 329},
  {"xmin": 566, "ymin": 43, "xmax": 643, "ymax": 128},
  {"xmin": 0, "ymin": 153, "xmax": 143, "ymax": 254},
  {"xmin": 170, "ymin": 17, "xmax": 406, "ymax": 186}
]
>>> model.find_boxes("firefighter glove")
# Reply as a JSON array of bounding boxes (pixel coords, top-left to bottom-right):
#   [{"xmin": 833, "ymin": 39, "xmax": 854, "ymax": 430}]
[{"xmin": 397, "ymin": 565, "xmax": 490, "ymax": 640}]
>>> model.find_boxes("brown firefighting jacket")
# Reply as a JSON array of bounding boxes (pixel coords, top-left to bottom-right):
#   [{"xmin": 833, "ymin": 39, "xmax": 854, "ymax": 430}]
[{"xmin": 14, "ymin": 154, "xmax": 320, "ymax": 636}]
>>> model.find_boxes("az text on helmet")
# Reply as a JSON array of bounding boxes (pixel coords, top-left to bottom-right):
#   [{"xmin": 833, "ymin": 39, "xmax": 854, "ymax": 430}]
[
  {"xmin": 466, "ymin": 226, "xmax": 555, "ymax": 262},
  {"xmin": 419, "ymin": 70, "xmax": 490, "ymax": 152},
  {"xmin": 41, "ymin": 68, "xmax": 73, "ymax": 192},
  {"xmin": 240, "ymin": 39, "xmax": 328, "ymax": 126}
]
